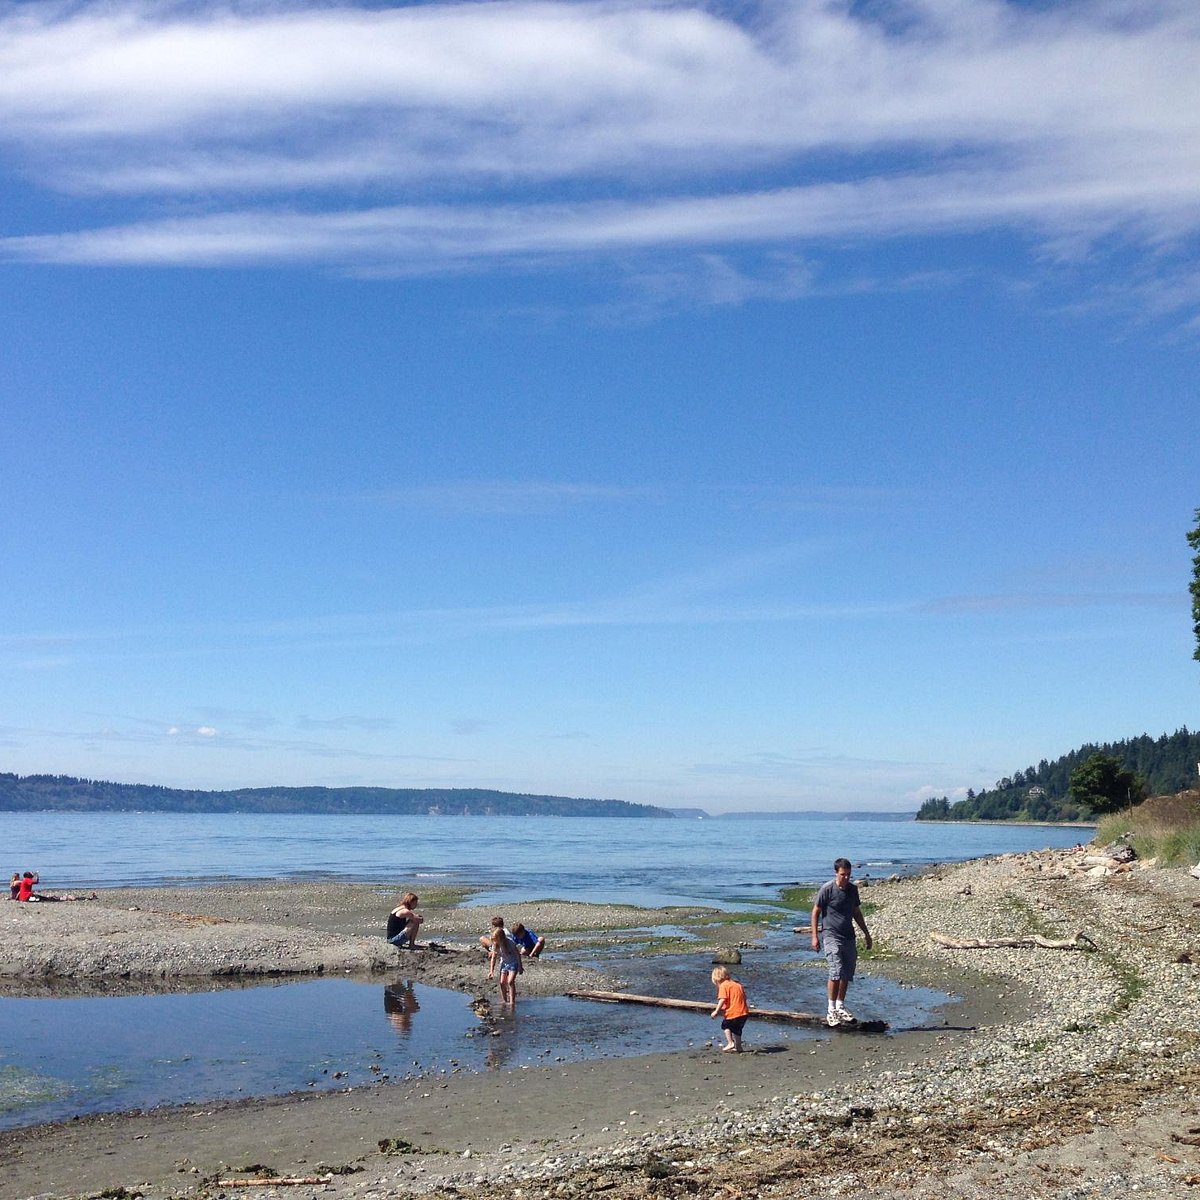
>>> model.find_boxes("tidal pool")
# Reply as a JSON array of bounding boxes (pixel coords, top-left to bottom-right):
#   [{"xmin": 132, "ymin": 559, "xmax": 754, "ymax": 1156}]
[{"xmin": 0, "ymin": 954, "xmax": 951, "ymax": 1131}]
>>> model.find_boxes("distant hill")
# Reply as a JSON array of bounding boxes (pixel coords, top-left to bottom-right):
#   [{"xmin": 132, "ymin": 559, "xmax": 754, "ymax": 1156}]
[
  {"xmin": 0, "ymin": 773, "xmax": 673, "ymax": 818},
  {"xmin": 722, "ymin": 810, "xmax": 917, "ymax": 821},
  {"xmin": 916, "ymin": 727, "xmax": 1200, "ymax": 823}
]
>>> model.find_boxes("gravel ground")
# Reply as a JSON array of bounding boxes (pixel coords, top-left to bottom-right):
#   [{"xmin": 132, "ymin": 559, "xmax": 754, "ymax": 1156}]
[
  {"xmin": 0, "ymin": 883, "xmax": 698, "ymax": 996},
  {"xmin": 2, "ymin": 850, "xmax": 1199, "ymax": 1200},
  {"xmin": 385, "ymin": 848, "xmax": 1200, "ymax": 1200}
]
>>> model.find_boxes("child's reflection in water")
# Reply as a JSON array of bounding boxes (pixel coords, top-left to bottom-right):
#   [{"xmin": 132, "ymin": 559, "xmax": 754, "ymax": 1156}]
[
  {"xmin": 383, "ymin": 981, "xmax": 420, "ymax": 1035},
  {"xmin": 485, "ymin": 1024, "xmax": 517, "ymax": 1071}
]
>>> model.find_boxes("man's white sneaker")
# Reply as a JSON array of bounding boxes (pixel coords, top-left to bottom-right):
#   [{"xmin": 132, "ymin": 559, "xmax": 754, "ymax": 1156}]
[
  {"xmin": 835, "ymin": 1007, "xmax": 857, "ymax": 1024},
  {"xmin": 826, "ymin": 1010, "xmax": 839, "ymax": 1027}
]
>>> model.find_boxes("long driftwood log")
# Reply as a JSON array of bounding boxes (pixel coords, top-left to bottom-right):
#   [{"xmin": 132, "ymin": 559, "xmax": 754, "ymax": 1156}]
[
  {"xmin": 929, "ymin": 931, "xmax": 1098, "ymax": 951},
  {"xmin": 216, "ymin": 1177, "xmax": 333, "ymax": 1188},
  {"xmin": 565, "ymin": 989, "xmax": 887, "ymax": 1032}
]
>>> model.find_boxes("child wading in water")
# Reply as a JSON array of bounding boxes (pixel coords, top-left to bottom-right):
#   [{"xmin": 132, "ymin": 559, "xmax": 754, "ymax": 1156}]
[
  {"xmin": 710, "ymin": 966, "xmax": 749, "ymax": 1052},
  {"xmin": 486, "ymin": 915, "xmax": 523, "ymax": 1005}
]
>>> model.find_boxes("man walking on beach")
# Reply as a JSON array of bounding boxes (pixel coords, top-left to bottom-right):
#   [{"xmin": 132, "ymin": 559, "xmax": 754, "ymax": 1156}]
[{"xmin": 811, "ymin": 858, "xmax": 872, "ymax": 1026}]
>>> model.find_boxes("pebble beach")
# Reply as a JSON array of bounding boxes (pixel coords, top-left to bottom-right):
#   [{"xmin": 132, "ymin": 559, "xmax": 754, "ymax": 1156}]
[{"xmin": 1, "ymin": 848, "xmax": 1199, "ymax": 1200}]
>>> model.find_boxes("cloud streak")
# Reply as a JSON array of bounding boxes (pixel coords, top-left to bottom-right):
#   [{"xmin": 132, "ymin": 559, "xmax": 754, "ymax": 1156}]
[
  {"xmin": 344, "ymin": 480, "xmax": 657, "ymax": 515},
  {"xmin": 0, "ymin": 0, "xmax": 1196, "ymax": 295},
  {"xmin": 0, "ymin": 584, "xmax": 1181, "ymax": 668},
  {"xmin": 5, "ymin": 163, "xmax": 1199, "ymax": 269}
]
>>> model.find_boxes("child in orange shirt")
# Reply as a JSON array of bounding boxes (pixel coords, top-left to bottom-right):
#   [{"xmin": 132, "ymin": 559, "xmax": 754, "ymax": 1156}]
[{"xmin": 710, "ymin": 966, "xmax": 749, "ymax": 1052}]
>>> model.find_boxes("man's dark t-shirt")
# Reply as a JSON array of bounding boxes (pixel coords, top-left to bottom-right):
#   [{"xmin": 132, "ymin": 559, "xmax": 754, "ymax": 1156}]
[{"xmin": 814, "ymin": 879, "xmax": 860, "ymax": 941}]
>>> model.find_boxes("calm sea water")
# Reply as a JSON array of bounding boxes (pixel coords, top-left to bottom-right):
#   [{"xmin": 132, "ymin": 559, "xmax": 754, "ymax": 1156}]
[
  {"xmin": 0, "ymin": 812, "xmax": 1088, "ymax": 1130},
  {"xmin": 3, "ymin": 811, "xmax": 1088, "ymax": 907}
]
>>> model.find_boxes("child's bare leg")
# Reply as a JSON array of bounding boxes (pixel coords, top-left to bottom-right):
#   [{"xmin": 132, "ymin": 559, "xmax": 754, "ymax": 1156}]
[{"xmin": 500, "ymin": 971, "xmax": 517, "ymax": 1004}]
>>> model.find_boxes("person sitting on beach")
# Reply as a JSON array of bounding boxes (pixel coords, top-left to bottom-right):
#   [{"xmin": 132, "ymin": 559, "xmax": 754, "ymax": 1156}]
[
  {"xmin": 386, "ymin": 892, "xmax": 423, "ymax": 949},
  {"xmin": 15, "ymin": 872, "xmax": 39, "ymax": 903},
  {"xmin": 810, "ymin": 857, "xmax": 872, "ymax": 1027},
  {"xmin": 9, "ymin": 873, "xmax": 19, "ymax": 901},
  {"xmin": 710, "ymin": 966, "xmax": 750, "ymax": 1052},
  {"xmin": 486, "ymin": 915, "xmax": 522, "ymax": 1005},
  {"xmin": 510, "ymin": 922, "xmax": 545, "ymax": 959}
]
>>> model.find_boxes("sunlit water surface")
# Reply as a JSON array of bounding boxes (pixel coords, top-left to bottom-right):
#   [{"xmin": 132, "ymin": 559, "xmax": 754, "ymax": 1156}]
[{"xmin": 0, "ymin": 811, "xmax": 1085, "ymax": 1128}]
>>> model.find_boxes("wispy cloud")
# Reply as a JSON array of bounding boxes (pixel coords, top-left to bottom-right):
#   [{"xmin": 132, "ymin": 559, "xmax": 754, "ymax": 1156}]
[
  {"xmin": 294, "ymin": 714, "xmax": 397, "ymax": 733},
  {"xmin": 6, "ymin": 167, "xmax": 1198, "ymax": 269},
  {"xmin": 326, "ymin": 480, "xmax": 892, "ymax": 515},
  {"xmin": 2, "ymin": 718, "xmax": 466, "ymax": 763},
  {"xmin": 922, "ymin": 590, "xmax": 1182, "ymax": 615},
  {"xmin": 688, "ymin": 749, "xmax": 941, "ymax": 782},
  {"xmin": 344, "ymin": 480, "xmax": 657, "ymax": 515},
  {"xmin": 0, "ymin": 0, "xmax": 1196, "ymax": 311},
  {"xmin": 0, "ymin": 572, "xmax": 1183, "ymax": 668}
]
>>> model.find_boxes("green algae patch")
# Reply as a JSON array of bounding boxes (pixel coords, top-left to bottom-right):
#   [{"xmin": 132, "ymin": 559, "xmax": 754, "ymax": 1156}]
[{"xmin": 0, "ymin": 1064, "xmax": 73, "ymax": 1111}]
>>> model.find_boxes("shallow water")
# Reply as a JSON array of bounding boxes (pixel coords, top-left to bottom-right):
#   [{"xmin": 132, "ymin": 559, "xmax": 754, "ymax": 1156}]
[
  {"xmin": 1, "ymin": 810, "xmax": 1066, "ymax": 1128},
  {"xmin": 0, "ymin": 937, "xmax": 948, "ymax": 1131}
]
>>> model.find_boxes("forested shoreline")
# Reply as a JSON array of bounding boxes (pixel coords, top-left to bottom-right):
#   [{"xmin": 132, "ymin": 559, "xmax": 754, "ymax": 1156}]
[
  {"xmin": 0, "ymin": 774, "xmax": 671, "ymax": 818},
  {"xmin": 917, "ymin": 728, "xmax": 1200, "ymax": 822}
]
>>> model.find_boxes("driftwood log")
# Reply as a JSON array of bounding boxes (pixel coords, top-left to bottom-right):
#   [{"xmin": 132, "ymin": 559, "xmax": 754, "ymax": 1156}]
[
  {"xmin": 216, "ymin": 1177, "xmax": 333, "ymax": 1188},
  {"xmin": 1078, "ymin": 856, "xmax": 1134, "ymax": 873},
  {"xmin": 566, "ymin": 989, "xmax": 887, "ymax": 1032},
  {"xmin": 930, "ymin": 931, "xmax": 1098, "ymax": 951}
]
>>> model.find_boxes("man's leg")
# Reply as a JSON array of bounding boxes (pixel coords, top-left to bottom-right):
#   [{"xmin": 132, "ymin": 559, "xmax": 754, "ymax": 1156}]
[
  {"xmin": 834, "ymin": 943, "xmax": 857, "ymax": 1021},
  {"xmin": 824, "ymin": 939, "xmax": 846, "ymax": 1025}
]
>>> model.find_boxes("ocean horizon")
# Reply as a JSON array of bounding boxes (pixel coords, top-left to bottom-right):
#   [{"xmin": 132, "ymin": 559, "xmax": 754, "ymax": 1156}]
[{"xmin": 5, "ymin": 809, "xmax": 1089, "ymax": 908}]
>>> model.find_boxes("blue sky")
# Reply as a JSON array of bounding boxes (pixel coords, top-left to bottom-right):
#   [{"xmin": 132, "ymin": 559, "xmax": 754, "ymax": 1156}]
[{"xmin": 1, "ymin": 0, "xmax": 1197, "ymax": 812}]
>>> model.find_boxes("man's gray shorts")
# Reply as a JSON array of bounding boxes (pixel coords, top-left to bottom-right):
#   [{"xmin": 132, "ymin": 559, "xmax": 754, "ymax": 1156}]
[{"xmin": 823, "ymin": 936, "xmax": 856, "ymax": 982}]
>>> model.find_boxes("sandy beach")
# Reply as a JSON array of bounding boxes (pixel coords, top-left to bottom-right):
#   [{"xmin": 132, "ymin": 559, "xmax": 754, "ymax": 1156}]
[{"xmin": 2, "ymin": 850, "xmax": 1199, "ymax": 1200}]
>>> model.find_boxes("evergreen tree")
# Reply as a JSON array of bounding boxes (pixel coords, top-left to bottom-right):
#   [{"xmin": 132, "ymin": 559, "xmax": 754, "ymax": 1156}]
[
  {"xmin": 1189, "ymin": 506, "xmax": 1200, "ymax": 665},
  {"xmin": 1068, "ymin": 753, "xmax": 1146, "ymax": 816},
  {"xmin": 916, "ymin": 728, "xmax": 1199, "ymax": 822}
]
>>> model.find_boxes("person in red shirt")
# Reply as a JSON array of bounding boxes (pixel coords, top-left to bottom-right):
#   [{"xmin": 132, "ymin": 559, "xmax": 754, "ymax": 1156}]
[
  {"xmin": 16, "ymin": 872, "xmax": 38, "ymax": 902},
  {"xmin": 710, "ymin": 966, "xmax": 750, "ymax": 1052}
]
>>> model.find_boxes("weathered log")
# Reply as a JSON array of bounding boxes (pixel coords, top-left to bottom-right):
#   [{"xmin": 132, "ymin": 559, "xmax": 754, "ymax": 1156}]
[
  {"xmin": 216, "ymin": 1177, "xmax": 333, "ymax": 1188},
  {"xmin": 565, "ymin": 989, "xmax": 887, "ymax": 1031},
  {"xmin": 929, "ymin": 931, "xmax": 1098, "ymax": 951},
  {"xmin": 1081, "ymin": 855, "xmax": 1134, "ymax": 871}
]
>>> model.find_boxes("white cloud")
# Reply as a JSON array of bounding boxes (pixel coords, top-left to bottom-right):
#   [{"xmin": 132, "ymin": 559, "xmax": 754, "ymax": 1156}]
[
  {"xmin": 3, "ymin": 1, "xmax": 1195, "ymax": 186},
  {"xmin": 196, "ymin": 725, "xmax": 218, "ymax": 737},
  {"xmin": 906, "ymin": 783, "xmax": 973, "ymax": 803},
  {"xmin": 0, "ymin": 0, "xmax": 1196, "ymax": 297},
  {"xmin": 6, "ymin": 163, "xmax": 1197, "ymax": 270}
]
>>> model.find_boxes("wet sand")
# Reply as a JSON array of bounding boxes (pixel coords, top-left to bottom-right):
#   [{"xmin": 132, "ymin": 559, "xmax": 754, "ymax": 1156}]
[{"xmin": 1, "ymin": 851, "xmax": 1199, "ymax": 1200}]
